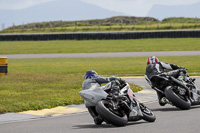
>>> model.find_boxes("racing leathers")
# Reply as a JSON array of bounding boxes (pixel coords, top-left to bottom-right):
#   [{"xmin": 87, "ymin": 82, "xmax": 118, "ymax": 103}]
[{"xmin": 145, "ymin": 61, "xmax": 182, "ymax": 106}]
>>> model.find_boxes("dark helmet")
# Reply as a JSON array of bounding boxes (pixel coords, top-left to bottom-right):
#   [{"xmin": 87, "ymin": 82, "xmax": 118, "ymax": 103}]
[
  {"xmin": 147, "ymin": 56, "xmax": 159, "ymax": 65},
  {"xmin": 84, "ymin": 70, "xmax": 98, "ymax": 79}
]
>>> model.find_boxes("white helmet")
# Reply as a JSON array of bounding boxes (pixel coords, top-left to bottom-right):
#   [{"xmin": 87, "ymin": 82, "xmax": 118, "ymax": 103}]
[{"xmin": 147, "ymin": 56, "xmax": 159, "ymax": 65}]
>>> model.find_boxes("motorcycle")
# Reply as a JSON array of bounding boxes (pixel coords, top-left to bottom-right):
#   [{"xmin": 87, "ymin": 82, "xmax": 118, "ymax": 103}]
[
  {"xmin": 145, "ymin": 68, "xmax": 200, "ymax": 110},
  {"xmin": 79, "ymin": 80, "xmax": 156, "ymax": 127}
]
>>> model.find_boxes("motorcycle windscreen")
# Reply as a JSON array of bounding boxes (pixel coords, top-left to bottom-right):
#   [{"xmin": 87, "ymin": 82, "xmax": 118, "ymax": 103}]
[{"xmin": 79, "ymin": 85, "xmax": 108, "ymax": 106}]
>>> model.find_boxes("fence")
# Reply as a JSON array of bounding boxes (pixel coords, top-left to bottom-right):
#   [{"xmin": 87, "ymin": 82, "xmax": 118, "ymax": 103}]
[{"xmin": 0, "ymin": 30, "xmax": 200, "ymax": 41}]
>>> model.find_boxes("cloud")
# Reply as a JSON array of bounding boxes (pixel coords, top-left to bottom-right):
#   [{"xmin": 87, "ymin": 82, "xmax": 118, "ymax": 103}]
[
  {"xmin": 0, "ymin": 0, "xmax": 55, "ymax": 10},
  {"xmin": 80, "ymin": 0, "xmax": 200, "ymax": 16}
]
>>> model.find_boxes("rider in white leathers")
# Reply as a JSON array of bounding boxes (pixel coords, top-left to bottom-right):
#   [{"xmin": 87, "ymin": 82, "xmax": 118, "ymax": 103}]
[{"xmin": 81, "ymin": 70, "xmax": 125, "ymax": 125}]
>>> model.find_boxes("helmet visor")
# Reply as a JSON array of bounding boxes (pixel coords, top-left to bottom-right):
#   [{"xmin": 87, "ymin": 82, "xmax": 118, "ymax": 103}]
[{"xmin": 85, "ymin": 73, "xmax": 96, "ymax": 79}]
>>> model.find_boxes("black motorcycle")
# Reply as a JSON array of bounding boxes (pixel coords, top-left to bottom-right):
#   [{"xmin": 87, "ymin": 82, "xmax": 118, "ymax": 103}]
[{"xmin": 145, "ymin": 68, "xmax": 200, "ymax": 110}]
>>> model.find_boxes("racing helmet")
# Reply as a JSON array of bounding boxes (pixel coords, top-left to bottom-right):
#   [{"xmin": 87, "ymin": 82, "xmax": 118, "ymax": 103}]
[
  {"xmin": 84, "ymin": 70, "xmax": 98, "ymax": 79},
  {"xmin": 147, "ymin": 56, "xmax": 159, "ymax": 65}
]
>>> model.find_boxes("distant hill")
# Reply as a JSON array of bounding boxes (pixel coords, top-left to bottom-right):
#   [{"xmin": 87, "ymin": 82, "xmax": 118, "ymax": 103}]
[
  {"xmin": 0, "ymin": 0, "xmax": 125, "ymax": 29},
  {"xmin": 148, "ymin": 2, "xmax": 200, "ymax": 20},
  {"xmin": 7, "ymin": 16, "xmax": 158, "ymax": 30}
]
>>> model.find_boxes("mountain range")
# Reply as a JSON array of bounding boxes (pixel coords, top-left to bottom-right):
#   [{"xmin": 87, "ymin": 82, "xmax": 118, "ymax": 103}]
[
  {"xmin": 0, "ymin": 0, "xmax": 124, "ymax": 29},
  {"xmin": 148, "ymin": 2, "xmax": 200, "ymax": 20},
  {"xmin": 1, "ymin": 0, "xmax": 200, "ymax": 29}
]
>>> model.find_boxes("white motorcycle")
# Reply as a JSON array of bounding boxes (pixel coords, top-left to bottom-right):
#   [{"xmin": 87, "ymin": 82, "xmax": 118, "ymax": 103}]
[{"xmin": 79, "ymin": 80, "xmax": 156, "ymax": 127}]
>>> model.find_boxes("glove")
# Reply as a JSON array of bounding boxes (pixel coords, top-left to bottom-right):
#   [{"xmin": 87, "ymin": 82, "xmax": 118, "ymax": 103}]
[
  {"xmin": 115, "ymin": 78, "xmax": 126, "ymax": 89},
  {"xmin": 119, "ymin": 78, "xmax": 126, "ymax": 85},
  {"xmin": 179, "ymin": 67, "xmax": 185, "ymax": 69},
  {"xmin": 179, "ymin": 68, "xmax": 187, "ymax": 74}
]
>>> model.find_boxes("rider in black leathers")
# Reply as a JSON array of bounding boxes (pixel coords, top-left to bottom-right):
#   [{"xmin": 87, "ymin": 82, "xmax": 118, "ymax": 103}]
[{"xmin": 145, "ymin": 56, "xmax": 186, "ymax": 106}]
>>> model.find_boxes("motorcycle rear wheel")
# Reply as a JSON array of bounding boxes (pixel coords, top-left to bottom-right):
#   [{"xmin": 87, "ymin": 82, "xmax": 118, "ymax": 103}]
[
  {"xmin": 139, "ymin": 103, "xmax": 156, "ymax": 122},
  {"xmin": 96, "ymin": 100, "xmax": 128, "ymax": 127},
  {"xmin": 164, "ymin": 86, "xmax": 191, "ymax": 110}
]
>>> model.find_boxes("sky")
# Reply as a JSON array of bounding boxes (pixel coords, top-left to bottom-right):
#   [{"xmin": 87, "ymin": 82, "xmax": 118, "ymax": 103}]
[
  {"xmin": 0, "ymin": 0, "xmax": 54, "ymax": 10},
  {"xmin": 1, "ymin": 0, "xmax": 200, "ymax": 16},
  {"xmin": 80, "ymin": 0, "xmax": 200, "ymax": 16},
  {"xmin": 0, "ymin": 0, "xmax": 200, "ymax": 29}
]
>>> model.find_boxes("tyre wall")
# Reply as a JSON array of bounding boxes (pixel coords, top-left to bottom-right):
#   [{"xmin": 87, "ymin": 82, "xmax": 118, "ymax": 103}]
[{"xmin": 0, "ymin": 30, "xmax": 200, "ymax": 41}]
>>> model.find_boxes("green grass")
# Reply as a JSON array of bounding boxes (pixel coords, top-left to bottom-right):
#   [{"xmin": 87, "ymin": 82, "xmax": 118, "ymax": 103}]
[
  {"xmin": 0, "ymin": 73, "xmax": 84, "ymax": 112},
  {"xmin": 0, "ymin": 38, "xmax": 200, "ymax": 54},
  {"xmin": 1, "ymin": 21, "xmax": 200, "ymax": 34},
  {"xmin": 9, "ymin": 56, "xmax": 200, "ymax": 75},
  {"xmin": 0, "ymin": 56, "xmax": 199, "ymax": 113}
]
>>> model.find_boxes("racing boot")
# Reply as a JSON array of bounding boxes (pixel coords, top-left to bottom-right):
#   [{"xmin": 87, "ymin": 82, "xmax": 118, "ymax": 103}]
[
  {"xmin": 160, "ymin": 97, "xmax": 169, "ymax": 105},
  {"xmin": 197, "ymin": 90, "xmax": 200, "ymax": 95},
  {"xmin": 94, "ymin": 116, "xmax": 104, "ymax": 125},
  {"xmin": 87, "ymin": 106, "xmax": 104, "ymax": 125}
]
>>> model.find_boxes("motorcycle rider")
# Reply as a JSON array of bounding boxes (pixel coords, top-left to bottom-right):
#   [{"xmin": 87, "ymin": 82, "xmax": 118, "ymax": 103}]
[
  {"xmin": 81, "ymin": 70, "xmax": 125, "ymax": 125},
  {"xmin": 145, "ymin": 56, "xmax": 188, "ymax": 106}
]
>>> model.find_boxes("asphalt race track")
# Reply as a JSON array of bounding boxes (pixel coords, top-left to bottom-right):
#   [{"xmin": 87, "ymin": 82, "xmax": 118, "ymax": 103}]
[
  {"xmin": 0, "ymin": 101, "xmax": 200, "ymax": 133},
  {"xmin": 0, "ymin": 51, "xmax": 200, "ymax": 59},
  {"xmin": 0, "ymin": 77, "xmax": 200, "ymax": 133}
]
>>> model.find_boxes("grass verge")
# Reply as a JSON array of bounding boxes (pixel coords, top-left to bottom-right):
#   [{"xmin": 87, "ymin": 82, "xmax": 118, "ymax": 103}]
[
  {"xmin": 0, "ymin": 56, "xmax": 199, "ymax": 113},
  {"xmin": 0, "ymin": 38, "xmax": 200, "ymax": 54}
]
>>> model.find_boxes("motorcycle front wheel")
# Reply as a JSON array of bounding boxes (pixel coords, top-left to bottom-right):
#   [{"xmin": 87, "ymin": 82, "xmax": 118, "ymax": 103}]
[
  {"xmin": 164, "ymin": 86, "xmax": 191, "ymax": 110},
  {"xmin": 96, "ymin": 100, "xmax": 128, "ymax": 127},
  {"xmin": 139, "ymin": 103, "xmax": 156, "ymax": 122}
]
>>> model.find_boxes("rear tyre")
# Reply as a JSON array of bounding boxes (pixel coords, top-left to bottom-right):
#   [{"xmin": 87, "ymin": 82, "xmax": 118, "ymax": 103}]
[
  {"xmin": 140, "ymin": 103, "xmax": 156, "ymax": 122},
  {"xmin": 96, "ymin": 100, "xmax": 128, "ymax": 127},
  {"xmin": 164, "ymin": 86, "xmax": 191, "ymax": 110}
]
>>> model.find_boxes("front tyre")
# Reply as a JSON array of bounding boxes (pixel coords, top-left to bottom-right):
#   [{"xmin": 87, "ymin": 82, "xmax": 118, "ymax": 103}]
[
  {"xmin": 140, "ymin": 103, "xmax": 156, "ymax": 122},
  {"xmin": 96, "ymin": 100, "xmax": 128, "ymax": 127},
  {"xmin": 164, "ymin": 86, "xmax": 191, "ymax": 110}
]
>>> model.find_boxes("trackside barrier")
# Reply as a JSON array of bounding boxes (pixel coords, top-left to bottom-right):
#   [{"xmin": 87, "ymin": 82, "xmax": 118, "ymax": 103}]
[
  {"xmin": 0, "ymin": 57, "xmax": 8, "ymax": 76},
  {"xmin": 0, "ymin": 30, "xmax": 200, "ymax": 41}
]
